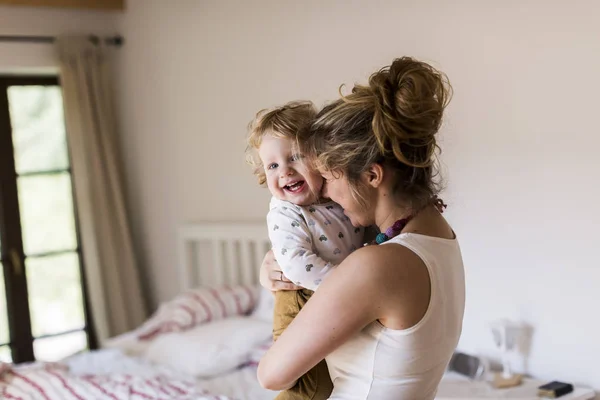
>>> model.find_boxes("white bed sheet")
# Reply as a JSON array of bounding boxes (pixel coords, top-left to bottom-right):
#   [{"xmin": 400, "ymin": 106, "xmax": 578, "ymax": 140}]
[
  {"xmin": 66, "ymin": 348, "xmax": 276, "ymax": 400},
  {"xmin": 197, "ymin": 366, "xmax": 277, "ymax": 400}
]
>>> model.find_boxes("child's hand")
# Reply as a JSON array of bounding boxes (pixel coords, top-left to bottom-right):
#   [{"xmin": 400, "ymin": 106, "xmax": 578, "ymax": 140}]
[{"xmin": 260, "ymin": 250, "xmax": 303, "ymax": 292}]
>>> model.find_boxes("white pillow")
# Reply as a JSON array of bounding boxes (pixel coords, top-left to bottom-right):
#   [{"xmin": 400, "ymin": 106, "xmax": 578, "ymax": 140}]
[
  {"xmin": 144, "ymin": 316, "xmax": 272, "ymax": 377},
  {"xmin": 103, "ymin": 330, "xmax": 152, "ymax": 356},
  {"xmin": 250, "ymin": 287, "xmax": 275, "ymax": 324}
]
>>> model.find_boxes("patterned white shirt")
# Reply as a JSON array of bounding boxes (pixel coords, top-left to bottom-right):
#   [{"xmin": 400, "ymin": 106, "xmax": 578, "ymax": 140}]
[{"xmin": 267, "ymin": 197, "xmax": 364, "ymax": 290}]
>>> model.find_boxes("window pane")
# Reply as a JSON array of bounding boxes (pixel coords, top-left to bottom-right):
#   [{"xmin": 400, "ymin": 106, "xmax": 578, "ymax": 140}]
[
  {"xmin": 0, "ymin": 262, "xmax": 9, "ymax": 345},
  {"xmin": 26, "ymin": 253, "xmax": 85, "ymax": 337},
  {"xmin": 34, "ymin": 330, "xmax": 87, "ymax": 362},
  {"xmin": 18, "ymin": 173, "xmax": 77, "ymax": 256},
  {"xmin": 7, "ymin": 85, "xmax": 69, "ymax": 174},
  {"xmin": 0, "ymin": 345, "xmax": 11, "ymax": 363}
]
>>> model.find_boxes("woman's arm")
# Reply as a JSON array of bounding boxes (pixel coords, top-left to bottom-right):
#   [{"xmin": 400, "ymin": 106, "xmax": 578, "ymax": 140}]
[{"xmin": 257, "ymin": 245, "xmax": 390, "ymax": 390}]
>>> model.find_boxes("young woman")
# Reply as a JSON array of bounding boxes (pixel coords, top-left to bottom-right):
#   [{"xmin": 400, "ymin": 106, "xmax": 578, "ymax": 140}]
[{"xmin": 258, "ymin": 57, "xmax": 466, "ymax": 400}]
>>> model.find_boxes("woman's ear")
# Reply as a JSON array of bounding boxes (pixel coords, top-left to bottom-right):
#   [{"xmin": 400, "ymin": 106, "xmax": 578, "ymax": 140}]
[{"xmin": 363, "ymin": 163, "xmax": 384, "ymax": 188}]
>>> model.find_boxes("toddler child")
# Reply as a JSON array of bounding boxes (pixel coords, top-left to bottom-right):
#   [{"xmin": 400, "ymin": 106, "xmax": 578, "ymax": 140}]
[{"xmin": 246, "ymin": 101, "xmax": 364, "ymax": 400}]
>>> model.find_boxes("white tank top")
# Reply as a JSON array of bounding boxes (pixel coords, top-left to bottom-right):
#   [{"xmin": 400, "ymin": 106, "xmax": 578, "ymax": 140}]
[{"xmin": 325, "ymin": 233, "xmax": 466, "ymax": 400}]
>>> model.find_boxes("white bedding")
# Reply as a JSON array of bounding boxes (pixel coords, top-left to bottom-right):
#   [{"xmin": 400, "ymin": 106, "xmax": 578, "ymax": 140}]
[
  {"xmin": 66, "ymin": 349, "xmax": 277, "ymax": 400},
  {"xmin": 0, "ymin": 286, "xmax": 276, "ymax": 399},
  {"xmin": 97, "ymin": 313, "xmax": 276, "ymax": 399},
  {"xmin": 198, "ymin": 367, "xmax": 277, "ymax": 400},
  {"xmin": 1, "ymin": 353, "xmax": 231, "ymax": 399}
]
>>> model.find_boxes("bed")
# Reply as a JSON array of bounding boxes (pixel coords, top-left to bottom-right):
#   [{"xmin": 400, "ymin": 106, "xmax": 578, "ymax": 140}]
[{"xmin": 1, "ymin": 222, "xmax": 277, "ymax": 400}]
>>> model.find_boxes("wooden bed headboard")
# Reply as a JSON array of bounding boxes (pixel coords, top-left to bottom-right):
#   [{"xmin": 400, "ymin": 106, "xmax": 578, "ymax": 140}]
[{"xmin": 177, "ymin": 222, "xmax": 271, "ymax": 290}]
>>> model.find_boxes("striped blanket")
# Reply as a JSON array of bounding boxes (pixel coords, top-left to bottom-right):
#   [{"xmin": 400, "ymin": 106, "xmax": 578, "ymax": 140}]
[{"xmin": 0, "ymin": 362, "xmax": 233, "ymax": 400}]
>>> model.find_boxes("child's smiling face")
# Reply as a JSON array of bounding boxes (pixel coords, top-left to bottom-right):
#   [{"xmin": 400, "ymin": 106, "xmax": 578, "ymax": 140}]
[{"xmin": 259, "ymin": 134, "xmax": 323, "ymax": 206}]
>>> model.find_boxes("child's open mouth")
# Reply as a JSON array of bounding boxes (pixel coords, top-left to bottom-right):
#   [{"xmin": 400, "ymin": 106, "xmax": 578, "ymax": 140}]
[{"xmin": 284, "ymin": 181, "xmax": 306, "ymax": 193}]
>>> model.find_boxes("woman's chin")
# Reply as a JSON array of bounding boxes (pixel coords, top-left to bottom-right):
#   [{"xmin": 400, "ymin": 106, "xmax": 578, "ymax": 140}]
[
  {"xmin": 348, "ymin": 214, "xmax": 370, "ymax": 228},
  {"xmin": 346, "ymin": 214, "xmax": 361, "ymax": 228}
]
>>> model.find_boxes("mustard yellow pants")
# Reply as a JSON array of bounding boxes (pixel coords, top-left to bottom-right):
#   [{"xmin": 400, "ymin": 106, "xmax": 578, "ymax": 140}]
[{"xmin": 272, "ymin": 289, "xmax": 333, "ymax": 400}]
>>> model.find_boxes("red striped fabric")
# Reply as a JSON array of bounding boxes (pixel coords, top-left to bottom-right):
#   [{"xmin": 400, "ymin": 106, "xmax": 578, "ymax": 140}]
[
  {"xmin": 47, "ymin": 369, "xmax": 85, "ymax": 400},
  {"xmin": 137, "ymin": 284, "xmax": 260, "ymax": 341},
  {"xmin": 12, "ymin": 371, "xmax": 52, "ymax": 400},
  {"xmin": 0, "ymin": 363, "xmax": 235, "ymax": 399},
  {"xmin": 86, "ymin": 378, "xmax": 120, "ymax": 400},
  {"xmin": 225, "ymin": 286, "xmax": 243, "ymax": 315}
]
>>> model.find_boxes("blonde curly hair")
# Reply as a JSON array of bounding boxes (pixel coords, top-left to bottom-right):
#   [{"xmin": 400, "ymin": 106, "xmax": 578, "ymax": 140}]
[{"xmin": 246, "ymin": 100, "xmax": 317, "ymax": 186}]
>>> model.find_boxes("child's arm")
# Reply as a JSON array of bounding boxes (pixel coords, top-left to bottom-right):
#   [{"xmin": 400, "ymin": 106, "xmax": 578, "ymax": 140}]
[{"xmin": 267, "ymin": 205, "xmax": 335, "ymax": 291}]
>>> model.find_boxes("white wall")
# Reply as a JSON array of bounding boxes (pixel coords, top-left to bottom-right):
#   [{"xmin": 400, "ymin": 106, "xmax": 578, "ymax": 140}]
[
  {"xmin": 0, "ymin": 5, "xmax": 120, "ymax": 73},
  {"xmin": 116, "ymin": 0, "xmax": 600, "ymax": 391}
]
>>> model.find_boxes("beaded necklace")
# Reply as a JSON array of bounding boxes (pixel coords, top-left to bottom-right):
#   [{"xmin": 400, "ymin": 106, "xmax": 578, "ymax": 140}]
[
  {"xmin": 375, "ymin": 216, "xmax": 413, "ymax": 244},
  {"xmin": 365, "ymin": 197, "xmax": 447, "ymax": 246}
]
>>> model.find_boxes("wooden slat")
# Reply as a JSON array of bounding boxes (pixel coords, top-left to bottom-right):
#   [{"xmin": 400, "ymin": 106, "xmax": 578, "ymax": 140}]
[
  {"xmin": 225, "ymin": 240, "xmax": 239, "ymax": 285},
  {"xmin": 177, "ymin": 223, "xmax": 270, "ymax": 289},
  {"xmin": 177, "ymin": 237, "xmax": 191, "ymax": 291},
  {"xmin": 239, "ymin": 240, "xmax": 253, "ymax": 285},
  {"xmin": 0, "ymin": 0, "xmax": 125, "ymax": 10},
  {"xmin": 211, "ymin": 240, "xmax": 225, "ymax": 286}
]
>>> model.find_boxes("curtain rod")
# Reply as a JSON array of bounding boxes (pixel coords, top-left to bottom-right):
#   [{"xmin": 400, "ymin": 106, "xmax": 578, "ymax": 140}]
[{"xmin": 0, "ymin": 35, "xmax": 124, "ymax": 47}]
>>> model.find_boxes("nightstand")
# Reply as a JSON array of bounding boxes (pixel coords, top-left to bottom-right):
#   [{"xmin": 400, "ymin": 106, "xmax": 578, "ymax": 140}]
[{"xmin": 436, "ymin": 376, "xmax": 595, "ymax": 399}]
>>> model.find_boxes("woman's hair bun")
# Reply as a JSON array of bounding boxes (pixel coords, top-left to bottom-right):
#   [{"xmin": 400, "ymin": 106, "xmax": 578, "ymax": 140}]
[{"xmin": 365, "ymin": 57, "xmax": 452, "ymax": 167}]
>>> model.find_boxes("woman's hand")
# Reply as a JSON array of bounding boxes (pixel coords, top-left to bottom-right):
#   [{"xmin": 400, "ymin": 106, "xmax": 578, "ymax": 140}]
[{"xmin": 260, "ymin": 250, "xmax": 302, "ymax": 291}]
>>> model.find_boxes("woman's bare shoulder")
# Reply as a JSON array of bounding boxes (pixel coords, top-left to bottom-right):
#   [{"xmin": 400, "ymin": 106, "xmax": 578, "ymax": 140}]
[
  {"xmin": 337, "ymin": 243, "xmax": 426, "ymax": 286},
  {"xmin": 340, "ymin": 243, "xmax": 431, "ymax": 329}
]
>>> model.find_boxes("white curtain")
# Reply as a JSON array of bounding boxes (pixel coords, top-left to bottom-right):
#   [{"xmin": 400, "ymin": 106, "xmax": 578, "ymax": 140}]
[{"xmin": 55, "ymin": 35, "xmax": 147, "ymax": 344}]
